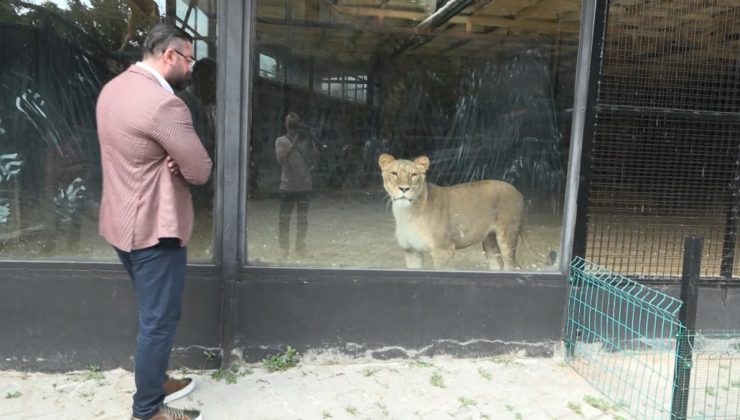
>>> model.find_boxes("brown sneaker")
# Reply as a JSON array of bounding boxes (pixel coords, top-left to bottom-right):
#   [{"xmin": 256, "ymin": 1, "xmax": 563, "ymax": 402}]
[
  {"xmin": 132, "ymin": 405, "xmax": 202, "ymax": 420},
  {"xmin": 163, "ymin": 376, "xmax": 195, "ymax": 404}
]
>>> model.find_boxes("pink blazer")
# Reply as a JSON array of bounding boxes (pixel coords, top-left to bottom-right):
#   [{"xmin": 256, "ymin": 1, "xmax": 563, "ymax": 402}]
[{"xmin": 96, "ymin": 65, "xmax": 213, "ymax": 251}]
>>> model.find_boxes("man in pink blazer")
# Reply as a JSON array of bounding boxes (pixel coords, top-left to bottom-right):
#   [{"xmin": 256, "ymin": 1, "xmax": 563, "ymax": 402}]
[{"xmin": 96, "ymin": 24, "xmax": 212, "ymax": 420}]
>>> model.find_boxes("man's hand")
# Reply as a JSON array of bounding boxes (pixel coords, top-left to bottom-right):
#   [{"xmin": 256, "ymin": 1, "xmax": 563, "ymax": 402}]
[{"xmin": 167, "ymin": 155, "xmax": 180, "ymax": 175}]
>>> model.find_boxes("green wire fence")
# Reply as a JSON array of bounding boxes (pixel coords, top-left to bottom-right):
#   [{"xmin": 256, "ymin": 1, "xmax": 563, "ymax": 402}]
[
  {"xmin": 564, "ymin": 256, "xmax": 740, "ymax": 419},
  {"xmin": 677, "ymin": 331, "xmax": 740, "ymax": 419}
]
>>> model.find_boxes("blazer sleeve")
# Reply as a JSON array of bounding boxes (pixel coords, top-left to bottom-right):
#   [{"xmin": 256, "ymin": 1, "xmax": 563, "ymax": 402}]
[{"xmin": 150, "ymin": 95, "xmax": 213, "ymax": 185}]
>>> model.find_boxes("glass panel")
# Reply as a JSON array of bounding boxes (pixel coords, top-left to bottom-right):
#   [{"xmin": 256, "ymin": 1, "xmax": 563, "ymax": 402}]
[
  {"xmin": 247, "ymin": 0, "xmax": 580, "ymax": 271},
  {"xmin": 0, "ymin": 0, "xmax": 217, "ymax": 261}
]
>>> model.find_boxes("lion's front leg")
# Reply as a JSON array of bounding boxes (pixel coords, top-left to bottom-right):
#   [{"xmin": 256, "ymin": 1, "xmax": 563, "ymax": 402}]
[
  {"xmin": 404, "ymin": 249, "xmax": 423, "ymax": 269},
  {"xmin": 430, "ymin": 247, "xmax": 453, "ymax": 269}
]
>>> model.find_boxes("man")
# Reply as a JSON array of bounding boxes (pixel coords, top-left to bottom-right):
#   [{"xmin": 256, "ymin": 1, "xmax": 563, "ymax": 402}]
[
  {"xmin": 275, "ymin": 112, "xmax": 318, "ymax": 259},
  {"xmin": 96, "ymin": 24, "xmax": 212, "ymax": 420}
]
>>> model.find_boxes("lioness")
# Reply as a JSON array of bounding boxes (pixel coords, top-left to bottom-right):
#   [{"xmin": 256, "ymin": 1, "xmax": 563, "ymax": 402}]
[{"xmin": 378, "ymin": 153, "xmax": 524, "ymax": 270}]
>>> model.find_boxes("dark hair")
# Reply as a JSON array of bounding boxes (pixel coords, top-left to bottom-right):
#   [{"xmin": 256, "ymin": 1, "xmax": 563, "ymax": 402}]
[
  {"xmin": 285, "ymin": 112, "xmax": 301, "ymax": 130},
  {"xmin": 142, "ymin": 24, "xmax": 193, "ymax": 57},
  {"xmin": 192, "ymin": 58, "xmax": 217, "ymax": 79}
]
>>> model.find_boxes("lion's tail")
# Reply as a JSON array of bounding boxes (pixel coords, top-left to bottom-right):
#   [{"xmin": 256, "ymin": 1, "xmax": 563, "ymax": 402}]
[{"xmin": 517, "ymin": 228, "xmax": 558, "ymax": 269}]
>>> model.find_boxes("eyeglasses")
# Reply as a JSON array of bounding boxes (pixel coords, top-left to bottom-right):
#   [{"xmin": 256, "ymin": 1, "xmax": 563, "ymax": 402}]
[{"xmin": 172, "ymin": 49, "xmax": 196, "ymax": 70}]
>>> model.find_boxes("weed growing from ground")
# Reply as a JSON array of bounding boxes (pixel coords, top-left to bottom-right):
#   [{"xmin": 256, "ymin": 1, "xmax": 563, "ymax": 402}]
[
  {"xmin": 212, "ymin": 364, "xmax": 253, "ymax": 384},
  {"xmin": 489, "ymin": 354, "xmax": 522, "ymax": 366},
  {"xmin": 505, "ymin": 404, "xmax": 523, "ymax": 419},
  {"xmin": 83, "ymin": 365, "xmax": 106, "ymax": 384},
  {"xmin": 407, "ymin": 359, "xmax": 434, "ymax": 368},
  {"xmin": 321, "ymin": 410, "xmax": 332, "ymax": 418},
  {"xmin": 202, "ymin": 350, "xmax": 218, "ymax": 369},
  {"xmin": 345, "ymin": 405, "xmax": 358, "ymax": 416},
  {"xmin": 5, "ymin": 391, "xmax": 21, "ymax": 399},
  {"xmin": 363, "ymin": 367, "xmax": 380, "ymax": 377},
  {"xmin": 567, "ymin": 401, "xmax": 582, "ymax": 415},
  {"xmin": 430, "ymin": 371, "xmax": 445, "ymax": 388},
  {"xmin": 375, "ymin": 401, "xmax": 389, "ymax": 416},
  {"xmin": 177, "ymin": 366, "xmax": 194, "ymax": 375},
  {"xmin": 458, "ymin": 396, "xmax": 477, "ymax": 408},
  {"xmin": 583, "ymin": 395, "xmax": 612, "ymax": 412},
  {"xmin": 262, "ymin": 346, "xmax": 299, "ymax": 371},
  {"xmin": 477, "ymin": 367, "xmax": 492, "ymax": 380}
]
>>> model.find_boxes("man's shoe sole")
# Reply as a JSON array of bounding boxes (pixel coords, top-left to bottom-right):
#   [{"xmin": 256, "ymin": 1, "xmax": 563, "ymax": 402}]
[{"xmin": 163, "ymin": 379, "xmax": 196, "ymax": 404}]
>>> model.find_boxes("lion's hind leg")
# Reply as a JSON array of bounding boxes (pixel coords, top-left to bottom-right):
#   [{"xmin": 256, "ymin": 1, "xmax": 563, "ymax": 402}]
[
  {"xmin": 496, "ymin": 227, "xmax": 519, "ymax": 271},
  {"xmin": 482, "ymin": 232, "xmax": 503, "ymax": 270}
]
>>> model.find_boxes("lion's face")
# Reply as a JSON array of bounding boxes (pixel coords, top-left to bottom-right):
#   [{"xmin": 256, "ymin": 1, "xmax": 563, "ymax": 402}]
[{"xmin": 378, "ymin": 154, "xmax": 430, "ymax": 208}]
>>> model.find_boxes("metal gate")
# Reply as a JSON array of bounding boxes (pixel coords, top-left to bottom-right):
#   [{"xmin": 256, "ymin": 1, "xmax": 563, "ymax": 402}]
[{"xmin": 579, "ymin": 0, "xmax": 740, "ymax": 283}]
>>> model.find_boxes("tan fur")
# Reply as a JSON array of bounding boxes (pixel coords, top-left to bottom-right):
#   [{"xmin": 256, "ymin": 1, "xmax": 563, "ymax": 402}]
[{"xmin": 378, "ymin": 153, "xmax": 524, "ymax": 270}]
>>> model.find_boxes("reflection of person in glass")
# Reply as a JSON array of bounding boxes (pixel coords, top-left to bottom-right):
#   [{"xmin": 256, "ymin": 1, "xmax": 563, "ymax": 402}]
[
  {"xmin": 275, "ymin": 112, "xmax": 318, "ymax": 258},
  {"xmin": 179, "ymin": 58, "xmax": 217, "ymax": 206},
  {"xmin": 96, "ymin": 24, "xmax": 211, "ymax": 420},
  {"xmin": 179, "ymin": 58, "xmax": 217, "ymax": 161}
]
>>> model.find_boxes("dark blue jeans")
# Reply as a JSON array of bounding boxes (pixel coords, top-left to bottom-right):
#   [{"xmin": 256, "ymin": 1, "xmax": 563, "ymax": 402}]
[{"xmin": 115, "ymin": 238, "xmax": 186, "ymax": 419}]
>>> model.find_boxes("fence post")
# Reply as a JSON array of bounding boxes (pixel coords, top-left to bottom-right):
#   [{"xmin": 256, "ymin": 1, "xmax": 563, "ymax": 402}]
[{"xmin": 670, "ymin": 235, "xmax": 702, "ymax": 419}]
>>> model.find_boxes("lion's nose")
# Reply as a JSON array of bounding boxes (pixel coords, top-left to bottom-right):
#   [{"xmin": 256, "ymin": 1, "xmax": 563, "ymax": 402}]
[{"xmin": 398, "ymin": 187, "xmax": 410, "ymax": 193}]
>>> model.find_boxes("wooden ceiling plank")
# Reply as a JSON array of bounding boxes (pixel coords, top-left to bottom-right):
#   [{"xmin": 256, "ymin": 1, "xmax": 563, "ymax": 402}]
[
  {"xmin": 515, "ymin": 0, "xmax": 548, "ymax": 19},
  {"xmin": 478, "ymin": 0, "xmax": 538, "ymax": 17},
  {"xmin": 332, "ymin": 5, "xmax": 580, "ymax": 32},
  {"xmin": 467, "ymin": 15, "xmax": 579, "ymax": 33},
  {"xmin": 334, "ymin": 5, "xmax": 424, "ymax": 22}
]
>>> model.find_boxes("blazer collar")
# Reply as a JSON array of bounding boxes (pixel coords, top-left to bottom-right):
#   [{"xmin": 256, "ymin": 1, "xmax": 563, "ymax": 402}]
[{"xmin": 128, "ymin": 64, "xmax": 174, "ymax": 94}]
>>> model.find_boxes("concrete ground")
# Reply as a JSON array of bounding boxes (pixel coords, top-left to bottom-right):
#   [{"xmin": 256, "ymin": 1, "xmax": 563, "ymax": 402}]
[{"xmin": 0, "ymin": 354, "xmax": 630, "ymax": 420}]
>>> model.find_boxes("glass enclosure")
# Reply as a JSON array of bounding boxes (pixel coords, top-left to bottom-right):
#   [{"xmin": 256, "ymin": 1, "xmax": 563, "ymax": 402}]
[
  {"xmin": 246, "ymin": 0, "xmax": 581, "ymax": 271},
  {"xmin": 0, "ymin": 0, "xmax": 217, "ymax": 261}
]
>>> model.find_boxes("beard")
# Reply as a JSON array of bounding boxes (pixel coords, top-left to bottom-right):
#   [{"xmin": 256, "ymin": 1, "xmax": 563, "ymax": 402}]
[{"xmin": 167, "ymin": 72, "xmax": 191, "ymax": 92}]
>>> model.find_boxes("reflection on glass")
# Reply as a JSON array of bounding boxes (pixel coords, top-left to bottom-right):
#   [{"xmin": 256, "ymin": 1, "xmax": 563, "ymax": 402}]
[
  {"xmin": 247, "ymin": 0, "xmax": 580, "ymax": 271},
  {"xmin": 0, "ymin": 0, "xmax": 217, "ymax": 261}
]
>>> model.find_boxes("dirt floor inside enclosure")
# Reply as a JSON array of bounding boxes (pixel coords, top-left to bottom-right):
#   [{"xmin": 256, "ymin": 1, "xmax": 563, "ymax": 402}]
[{"xmin": 246, "ymin": 191, "xmax": 563, "ymax": 272}]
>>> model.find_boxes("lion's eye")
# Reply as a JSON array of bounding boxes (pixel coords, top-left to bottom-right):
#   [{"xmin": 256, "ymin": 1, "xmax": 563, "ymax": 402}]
[
  {"xmin": 391, "ymin": 171, "xmax": 398, "ymax": 177},
  {"xmin": 410, "ymin": 173, "xmax": 418, "ymax": 179}
]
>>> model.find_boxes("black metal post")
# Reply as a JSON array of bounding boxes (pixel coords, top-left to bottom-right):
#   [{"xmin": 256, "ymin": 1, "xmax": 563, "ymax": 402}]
[
  {"xmin": 670, "ymin": 235, "xmax": 702, "ymax": 419},
  {"xmin": 571, "ymin": 0, "xmax": 609, "ymax": 260},
  {"xmin": 720, "ymin": 144, "xmax": 740, "ymax": 279}
]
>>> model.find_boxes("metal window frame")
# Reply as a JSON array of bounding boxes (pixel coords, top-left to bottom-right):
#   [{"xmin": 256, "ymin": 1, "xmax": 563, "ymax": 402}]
[
  {"xmin": 0, "ymin": 0, "xmax": 596, "ymax": 367},
  {"xmin": 0, "ymin": 0, "xmax": 593, "ymax": 280},
  {"xmin": 234, "ymin": 1, "xmax": 596, "ymax": 279}
]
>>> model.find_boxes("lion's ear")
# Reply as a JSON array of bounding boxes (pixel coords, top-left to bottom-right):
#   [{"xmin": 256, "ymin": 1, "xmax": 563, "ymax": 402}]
[
  {"xmin": 414, "ymin": 156, "xmax": 430, "ymax": 171},
  {"xmin": 378, "ymin": 153, "xmax": 395, "ymax": 170}
]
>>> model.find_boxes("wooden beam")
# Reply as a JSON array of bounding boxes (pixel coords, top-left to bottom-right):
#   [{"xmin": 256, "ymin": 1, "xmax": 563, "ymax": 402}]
[
  {"xmin": 332, "ymin": 5, "xmax": 580, "ymax": 33},
  {"xmin": 305, "ymin": 0, "xmax": 320, "ymax": 21},
  {"xmin": 467, "ymin": 16, "xmax": 579, "ymax": 33},
  {"xmin": 333, "ymin": 5, "xmax": 425, "ymax": 22},
  {"xmin": 516, "ymin": 0, "xmax": 547, "ymax": 19}
]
